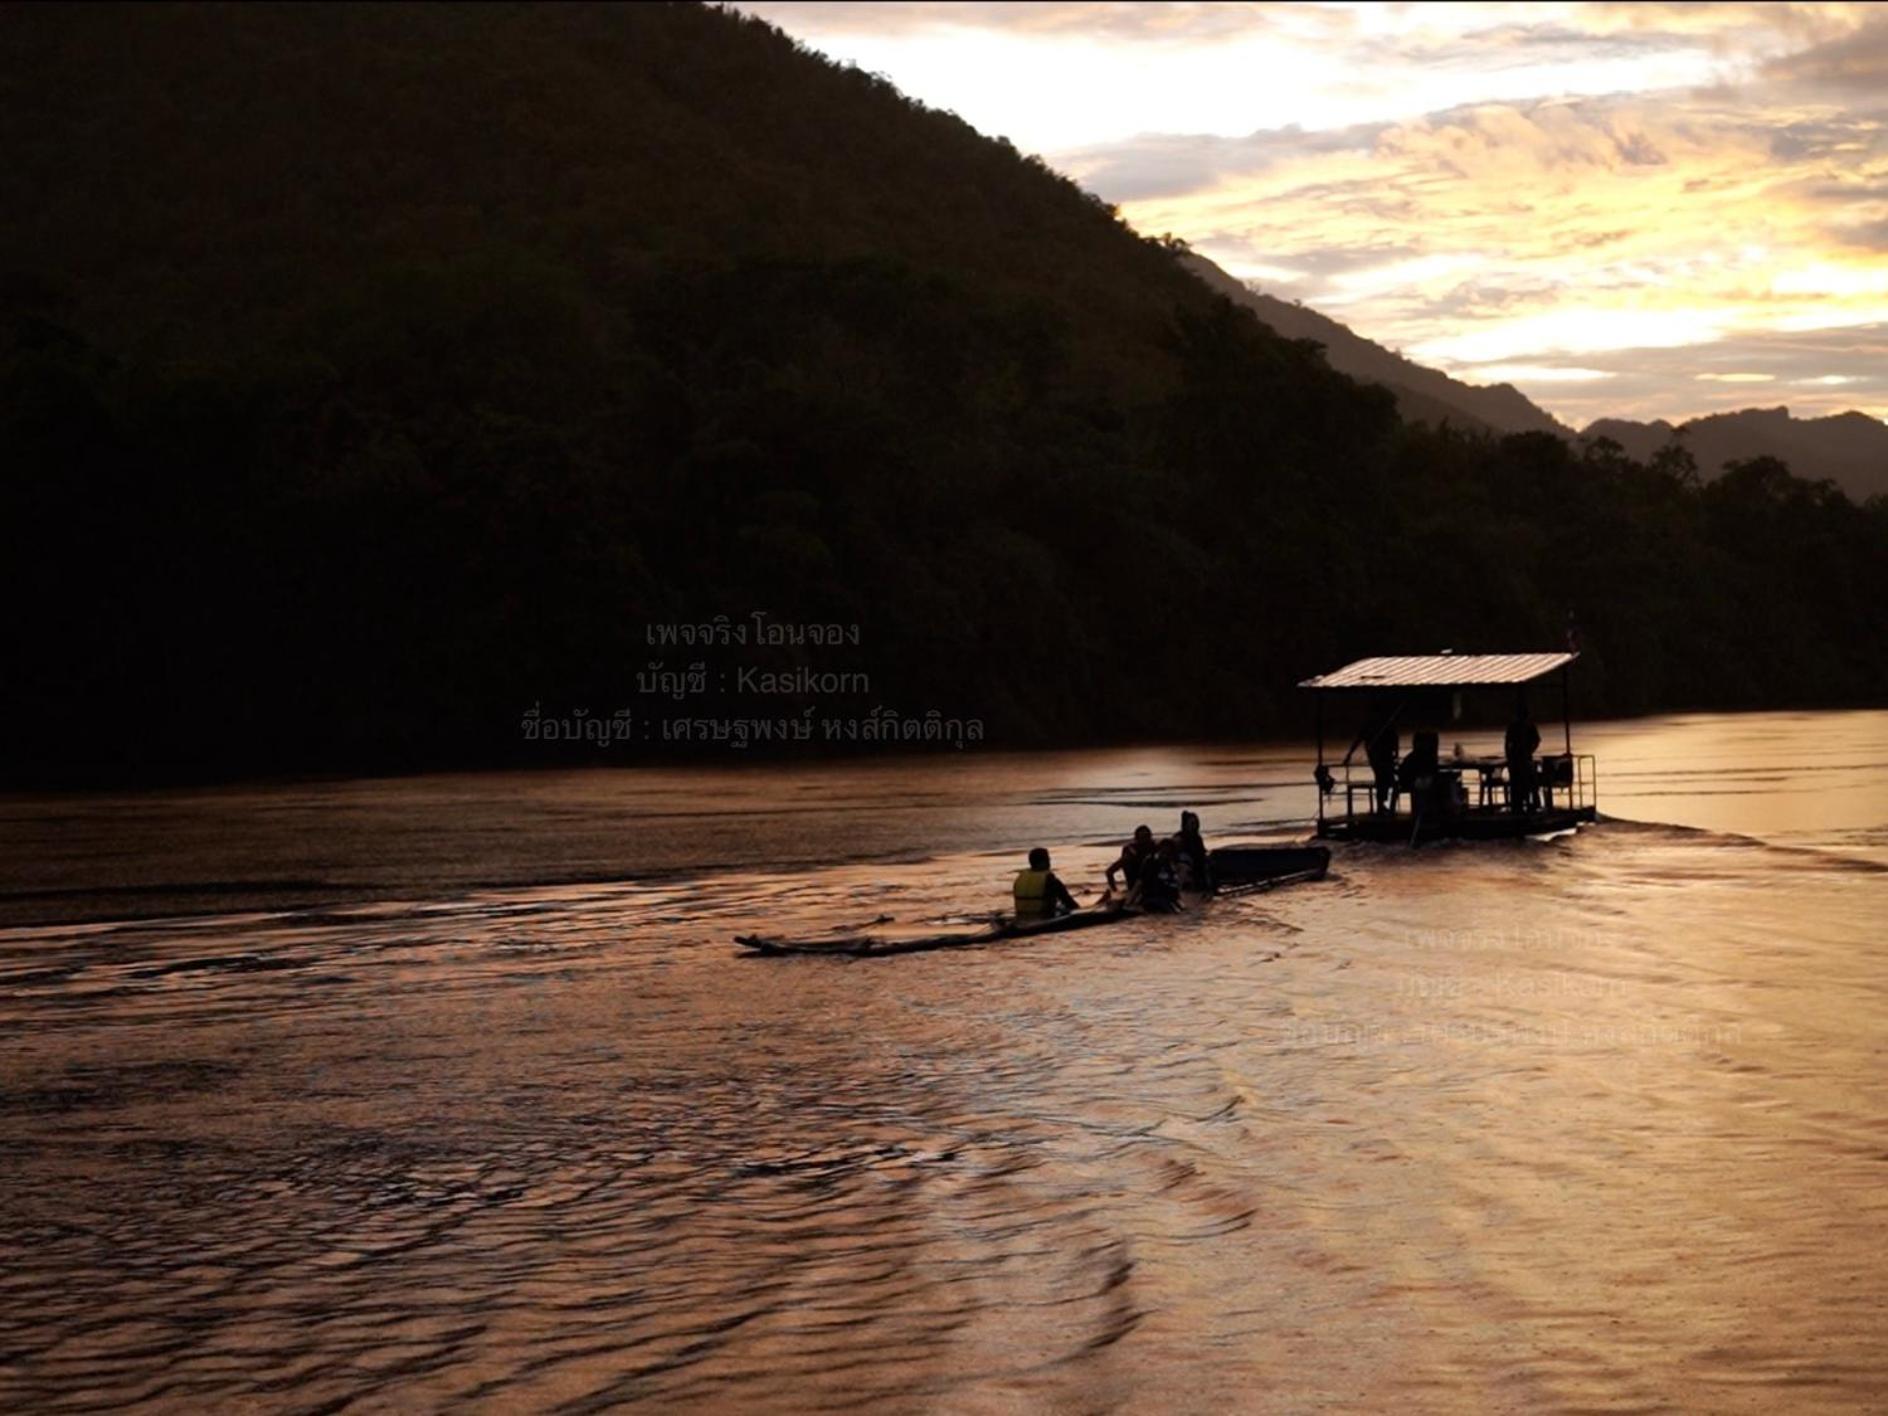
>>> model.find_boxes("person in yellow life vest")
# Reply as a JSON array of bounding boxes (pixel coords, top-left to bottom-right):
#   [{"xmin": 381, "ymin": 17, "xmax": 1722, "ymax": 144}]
[{"xmin": 1013, "ymin": 847, "xmax": 1079, "ymax": 920}]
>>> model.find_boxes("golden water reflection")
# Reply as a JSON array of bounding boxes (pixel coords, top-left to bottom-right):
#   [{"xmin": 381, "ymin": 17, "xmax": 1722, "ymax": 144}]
[{"xmin": 0, "ymin": 710, "xmax": 1884, "ymax": 1410}]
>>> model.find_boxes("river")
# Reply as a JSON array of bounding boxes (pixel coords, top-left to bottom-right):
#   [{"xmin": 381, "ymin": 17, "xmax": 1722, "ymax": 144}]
[{"xmin": 2, "ymin": 710, "xmax": 1885, "ymax": 1411}]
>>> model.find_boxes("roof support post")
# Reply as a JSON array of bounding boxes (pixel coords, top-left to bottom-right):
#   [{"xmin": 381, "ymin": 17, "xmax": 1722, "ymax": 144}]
[
  {"xmin": 1562, "ymin": 664, "xmax": 1572, "ymax": 755},
  {"xmin": 1315, "ymin": 691, "xmax": 1326, "ymax": 828}
]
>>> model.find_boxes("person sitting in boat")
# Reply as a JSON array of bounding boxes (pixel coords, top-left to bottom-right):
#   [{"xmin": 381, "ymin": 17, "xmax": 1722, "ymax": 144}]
[
  {"xmin": 1174, "ymin": 810, "xmax": 1213, "ymax": 891},
  {"xmin": 1105, "ymin": 825, "xmax": 1157, "ymax": 895},
  {"xmin": 1396, "ymin": 730, "xmax": 1448, "ymax": 814},
  {"xmin": 1013, "ymin": 847, "xmax": 1079, "ymax": 921},
  {"xmin": 1505, "ymin": 696, "xmax": 1542, "ymax": 815},
  {"xmin": 1130, "ymin": 838, "xmax": 1184, "ymax": 912}
]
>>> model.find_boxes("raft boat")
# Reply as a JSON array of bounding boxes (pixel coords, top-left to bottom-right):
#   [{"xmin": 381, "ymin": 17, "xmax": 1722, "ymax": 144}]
[
  {"xmin": 1302, "ymin": 652, "xmax": 1599, "ymax": 845},
  {"xmin": 734, "ymin": 843, "xmax": 1329, "ymax": 958}
]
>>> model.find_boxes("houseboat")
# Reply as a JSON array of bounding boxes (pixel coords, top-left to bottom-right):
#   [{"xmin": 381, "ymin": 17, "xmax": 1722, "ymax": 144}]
[{"xmin": 1301, "ymin": 652, "xmax": 1598, "ymax": 844}]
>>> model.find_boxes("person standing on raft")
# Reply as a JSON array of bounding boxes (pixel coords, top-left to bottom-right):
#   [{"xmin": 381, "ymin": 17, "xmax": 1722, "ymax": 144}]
[{"xmin": 1505, "ymin": 696, "xmax": 1542, "ymax": 815}]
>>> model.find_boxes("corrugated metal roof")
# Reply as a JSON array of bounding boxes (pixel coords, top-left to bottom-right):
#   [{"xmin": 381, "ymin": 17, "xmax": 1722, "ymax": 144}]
[{"xmin": 1299, "ymin": 652, "xmax": 1576, "ymax": 690}]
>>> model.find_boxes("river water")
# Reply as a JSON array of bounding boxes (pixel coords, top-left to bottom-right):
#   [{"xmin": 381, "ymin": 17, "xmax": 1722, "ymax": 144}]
[{"xmin": 2, "ymin": 710, "xmax": 1885, "ymax": 1411}]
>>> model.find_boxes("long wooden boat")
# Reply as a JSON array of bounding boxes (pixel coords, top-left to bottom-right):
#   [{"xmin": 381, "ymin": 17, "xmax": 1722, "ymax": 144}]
[
  {"xmin": 735, "ymin": 903, "xmax": 1129, "ymax": 958},
  {"xmin": 734, "ymin": 843, "xmax": 1329, "ymax": 958},
  {"xmin": 1208, "ymin": 844, "xmax": 1331, "ymax": 894}
]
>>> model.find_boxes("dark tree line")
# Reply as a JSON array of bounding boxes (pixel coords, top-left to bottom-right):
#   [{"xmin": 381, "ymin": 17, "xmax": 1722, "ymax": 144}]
[{"xmin": 2, "ymin": 3, "xmax": 1882, "ymax": 783}]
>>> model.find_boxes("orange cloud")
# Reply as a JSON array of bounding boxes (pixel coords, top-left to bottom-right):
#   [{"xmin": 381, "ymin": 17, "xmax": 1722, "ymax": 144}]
[
  {"xmin": 1083, "ymin": 85, "xmax": 1888, "ymax": 421},
  {"xmin": 741, "ymin": 2, "xmax": 1888, "ymax": 423}
]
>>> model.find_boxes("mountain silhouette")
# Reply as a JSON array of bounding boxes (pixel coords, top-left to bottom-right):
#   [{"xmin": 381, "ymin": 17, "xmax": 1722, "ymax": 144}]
[
  {"xmin": 1182, "ymin": 253, "xmax": 1567, "ymax": 436},
  {"xmin": 1583, "ymin": 408, "xmax": 1888, "ymax": 503},
  {"xmin": 1186, "ymin": 253, "xmax": 1888, "ymax": 499}
]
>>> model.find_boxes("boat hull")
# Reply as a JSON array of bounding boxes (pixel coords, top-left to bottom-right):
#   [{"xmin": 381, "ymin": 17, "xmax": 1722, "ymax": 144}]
[
  {"xmin": 736, "ymin": 903, "xmax": 1137, "ymax": 958},
  {"xmin": 1209, "ymin": 845, "xmax": 1331, "ymax": 892},
  {"xmin": 736, "ymin": 843, "xmax": 1332, "ymax": 957}
]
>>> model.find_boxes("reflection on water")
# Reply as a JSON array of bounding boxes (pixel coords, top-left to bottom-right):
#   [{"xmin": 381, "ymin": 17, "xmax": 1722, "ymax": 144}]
[{"xmin": 2, "ymin": 711, "xmax": 1886, "ymax": 1410}]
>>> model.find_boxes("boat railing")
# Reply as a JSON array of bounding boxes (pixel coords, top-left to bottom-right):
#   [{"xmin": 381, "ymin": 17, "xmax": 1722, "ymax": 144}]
[
  {"xmin": 1544, "ymin": 752, "xmax": 1599, "ymax": 814},
  {"xmin": 1321, "ymin": 752, "xmax": 1597, "ymax": 829}
]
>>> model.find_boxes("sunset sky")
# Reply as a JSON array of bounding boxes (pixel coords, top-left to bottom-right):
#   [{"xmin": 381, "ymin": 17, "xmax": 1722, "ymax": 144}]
[{"xmin": 739, "ymin": 2, "xmax": 1888, "ymax": 428}]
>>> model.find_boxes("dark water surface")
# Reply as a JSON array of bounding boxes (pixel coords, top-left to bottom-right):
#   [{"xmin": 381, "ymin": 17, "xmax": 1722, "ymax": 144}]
[{"xmin": 2, "ymin": 711, "xmax": 1886, "ymax": 1411}]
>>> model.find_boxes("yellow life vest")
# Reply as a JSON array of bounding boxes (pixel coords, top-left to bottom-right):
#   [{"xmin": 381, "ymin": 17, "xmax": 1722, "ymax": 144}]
[{"xmin": 1013, "ymin": 868, "xmax": 1051, "ymax": 919}]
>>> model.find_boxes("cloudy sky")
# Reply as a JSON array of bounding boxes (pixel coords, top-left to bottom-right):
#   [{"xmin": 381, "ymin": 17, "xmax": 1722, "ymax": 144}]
[{"xmin": 738, "ymin": 2, "xmax": 1888, "ymax": 428}]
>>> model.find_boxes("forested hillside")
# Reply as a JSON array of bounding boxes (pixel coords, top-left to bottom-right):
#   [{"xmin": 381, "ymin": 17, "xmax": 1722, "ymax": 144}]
[{"xmin": 3, "ymin": 2, "xmax": 1883, "ymax": 782}]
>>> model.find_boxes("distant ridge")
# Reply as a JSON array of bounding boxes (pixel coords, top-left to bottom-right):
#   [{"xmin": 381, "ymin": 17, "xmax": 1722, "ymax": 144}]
[
  {"xmin": 1582, "ymin": 408, "xmax": 1888, "ymax": 503},
  {"xmin": 1183, "ymin": 252, "xmax": 1887, "ymax": 501},
  {"xmin": 1181, "ymin": 252, "xmax": 1567, "ymax": 437}
]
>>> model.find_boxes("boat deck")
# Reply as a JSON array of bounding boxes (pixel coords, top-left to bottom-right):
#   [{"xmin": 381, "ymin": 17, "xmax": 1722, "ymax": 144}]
[{"xmin": 1318, "ymin": 804, "xmax": 1596, "ymax": 844}]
